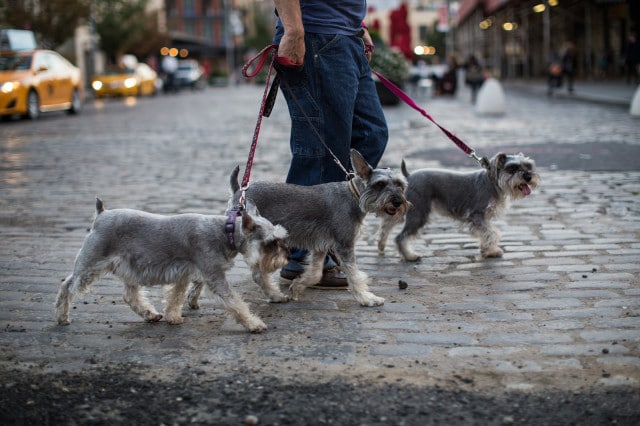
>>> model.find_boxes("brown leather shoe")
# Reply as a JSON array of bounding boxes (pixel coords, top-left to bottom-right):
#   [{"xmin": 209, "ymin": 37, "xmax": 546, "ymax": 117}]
[
  {"xmin": 311, "ymin": 267, "xmax": 348, "ymax": 290},
  {"xmin": 279, "ymin": 267, "xmax": 348, "ymax": 289}
]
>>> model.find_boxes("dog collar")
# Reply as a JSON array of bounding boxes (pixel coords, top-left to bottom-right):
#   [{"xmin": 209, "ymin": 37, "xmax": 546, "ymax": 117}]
[{"xmin": 225, "ymin": 209, "xmax": 241, "ymax": 251}]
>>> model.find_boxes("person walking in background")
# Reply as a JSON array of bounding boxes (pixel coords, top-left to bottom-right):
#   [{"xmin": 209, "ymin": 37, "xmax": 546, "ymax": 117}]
[
  {"xmin": 161, "ymin": 54, "xmax": 178, "ymax": 93},
  {"xmin": 561, "ymin": 42, "xmax": 578, "ymax": 94},
  {"xmin": 464, "ymin": 54, "xmax": 485, "ymax": 103},
  {"xmin": 622, "ymin": 31, "xmax": 640, "ymax": 85},
  {"xmin": 547, "ymin": 47, "xmax": 563, "ymax": 96},
  {"xmin": 273, "ymin": 0, "xmax": 389, "ymax": 288}
]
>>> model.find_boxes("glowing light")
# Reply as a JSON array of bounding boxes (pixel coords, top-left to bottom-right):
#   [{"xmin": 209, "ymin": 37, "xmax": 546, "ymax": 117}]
[
  {"xmin": 160, "ymin": 47, "xmax": 169, "ymax": 55},
  {"xmin": 169, "ymin": 48, "xmax": 179, "ymax": 57},
  {"xmin": 91, "ymin": 80, "xmax": 103, "ymax": 91},
  {"xmin": 533, "ymin": 4, "xmax": 545, "ymax": 13},
  {"xmin": 479, "ymin": 18, "xmax": 493, "ymax": 30},
  {"xmin": 124, "ymin": 78, "xmax": 137, "ymax": 89},
  {"xmin": 179, "ymin": 49, "xmax": 189, "ymax": 57}
]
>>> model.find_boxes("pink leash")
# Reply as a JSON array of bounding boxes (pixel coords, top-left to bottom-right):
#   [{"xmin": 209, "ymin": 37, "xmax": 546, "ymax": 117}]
[{"xmin": 372, "ymin": 70, "xmax": 489, "ymax": 169}]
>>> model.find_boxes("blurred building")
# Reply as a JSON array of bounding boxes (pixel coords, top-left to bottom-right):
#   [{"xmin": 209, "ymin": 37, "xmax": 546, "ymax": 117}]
[
  {"xmin": 161, "ymin": 0, "xmax": 247, "ymax": 74},
  {"xmin": 456, "ymin": 0, "xmax": 639, "ymax": 79}
]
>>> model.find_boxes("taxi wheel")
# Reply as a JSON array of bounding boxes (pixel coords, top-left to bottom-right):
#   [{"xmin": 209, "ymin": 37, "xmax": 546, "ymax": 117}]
[
  {"xmin": 68, "ymin": 89, "xmax": 82, "ymax": 114},
  {"xmin": 25, "ymin": 90, "xmax": 40, "ymax": 120}
]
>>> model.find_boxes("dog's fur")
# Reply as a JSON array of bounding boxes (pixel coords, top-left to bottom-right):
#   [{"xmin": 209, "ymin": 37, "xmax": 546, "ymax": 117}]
[
  {"xmin": 378, "ymin": 152, "xmax": 539, "ymax": 261},
  {"xmin": 188, "ymin": 149, "xmax": 409, "ymax": 308},
  {"xmin": 55, "ymin": 198, "xmax": 288, "ymax": 333}
]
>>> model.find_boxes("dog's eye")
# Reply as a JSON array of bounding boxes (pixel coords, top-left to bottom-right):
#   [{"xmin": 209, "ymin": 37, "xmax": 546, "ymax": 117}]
[
  {"xmin": 505, "ymin": 165, "xmax": 520, "ymax": 173},
  {"xmin": 373, "ymin": 181, "xmax": 387, "ymax": 190}
]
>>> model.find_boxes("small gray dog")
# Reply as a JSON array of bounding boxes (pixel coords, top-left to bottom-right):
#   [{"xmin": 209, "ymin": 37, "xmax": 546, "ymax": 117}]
[
  {"xmin": 377, "ymin": 152, "xmax": 539, "ymax": 261},
  {"xmin": 55, "ymin": 198, "xmax": 289, "ymax": 333},
  {"xmin": 188, "ymin": 149, "xmax": 409, "ymax": 308}
]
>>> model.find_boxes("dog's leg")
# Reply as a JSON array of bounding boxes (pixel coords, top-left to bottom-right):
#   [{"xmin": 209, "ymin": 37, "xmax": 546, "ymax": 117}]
[
  {"xmin": 206, "ymin": 276, "xmax": 267, "ymax": 333},
  {"xmin": 55, "ymin": 268, "xmax": 101, "ymax": 325},
  {"xmin": 395, "ymin": 207, "xmax": 429, "ymax": 262},
  {"xmin": 164, "ymin": 279, "xmax": 189, "ymax": 324},
  {"xmin": 289, "ymin": 251, "xmax": 324, "ymax": 301},
  {"xmin": 123, "ymin": 281, "xmax": 163, "ymax": 322},
  {"xmin": 470, "ymin": 217, "xmax": 503, "ymax": 258},
  {"xmin": 55, "ymin": 274, "xmax": 75, "ymax": 325},
  {"xmin": 377, "ymin": 215, "xmax": 402, "ymax": 254},
  {"xmin": 251, "ymin": 268, "xmax": 289, "ymax": 303},
  {"xmin": 334, "ymin": 248, "xmax": 385, "ymax": 307},
  {"xmin": 186, "ymin": 280, "xmax": 205, "ymax": 310}
]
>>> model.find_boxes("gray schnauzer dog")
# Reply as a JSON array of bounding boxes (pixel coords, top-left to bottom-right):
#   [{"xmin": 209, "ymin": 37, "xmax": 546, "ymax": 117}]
[
  {"xmin": 55, "ymin": 197, "xmax": 289, "ymax": 333},
  {"xmin": 378, "ymin": 152, "xmax": 539, "ymax": 261},
  {"xmin": 188, "ymin": 149, "xmax": 409, "ymax": 308}
]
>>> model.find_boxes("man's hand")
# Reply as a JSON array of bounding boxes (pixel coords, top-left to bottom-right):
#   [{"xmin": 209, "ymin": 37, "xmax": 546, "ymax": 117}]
[{"xmin": 361, "ymin": 28, "xmax": 375, "ymax": 62}]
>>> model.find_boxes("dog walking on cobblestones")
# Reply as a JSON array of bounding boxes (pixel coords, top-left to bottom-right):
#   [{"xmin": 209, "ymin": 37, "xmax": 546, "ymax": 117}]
[
  {"xmin": 188, "ymin": 149, "xmax": 409, "ymax": 308},
  {"xmin": 55, "ymin": 198, "xmax": 289, "ymax": 332},
  {"xmin": 378, "ymin": 152, "xmax": 539, "ymax": 261}
]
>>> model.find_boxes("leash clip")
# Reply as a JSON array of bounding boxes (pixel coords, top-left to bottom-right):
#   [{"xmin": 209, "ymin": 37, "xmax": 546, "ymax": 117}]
[{"xmin": 469, "ymin": 151, "xmax": 490, "ymax": 169}]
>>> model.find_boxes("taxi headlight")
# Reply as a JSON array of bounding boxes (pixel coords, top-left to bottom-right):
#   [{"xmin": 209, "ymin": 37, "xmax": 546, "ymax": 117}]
[
  {"xmin": 92, "ymin": 80, "xmax": 103, "ymax": 91},
  {"xmin": 124, "ymin": 77, "xmax": 137, "ymax": 89},
  {"xmin": 1, "ymin": 81, "xmax": 19, "ymax": 93}
]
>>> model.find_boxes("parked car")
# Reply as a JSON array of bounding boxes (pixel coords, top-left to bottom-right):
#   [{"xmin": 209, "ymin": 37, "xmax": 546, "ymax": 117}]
[
  {"xmin": 0, "ymin": 49, "xmax": 83, "ymax": 120},
  {"xmin": 174, "ymin": 59, "xmax": 206, "ymax": 90},
  {"xmin": 91, "ymin": 63, "xmax": 160, "ymax": 98}
]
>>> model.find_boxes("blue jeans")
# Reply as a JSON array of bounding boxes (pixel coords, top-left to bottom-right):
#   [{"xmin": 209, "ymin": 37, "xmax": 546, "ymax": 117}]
[
  {"xmin": 277, "ymin": 32, "xmax": 388, "ymax": 185},
  {"xmin": 276, "ymin": 32, "xmax": 389, "ymax": 269}
]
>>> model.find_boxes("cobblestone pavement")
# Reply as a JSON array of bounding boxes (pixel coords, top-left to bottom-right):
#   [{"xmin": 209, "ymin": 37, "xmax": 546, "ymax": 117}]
[{"xmin": 1, "ymin": 81, "xmax": 639, "ymax": 396}]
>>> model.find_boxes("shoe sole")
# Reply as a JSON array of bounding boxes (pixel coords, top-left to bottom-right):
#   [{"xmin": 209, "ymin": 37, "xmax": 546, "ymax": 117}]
[{"xmin": 279, "ymin": 276, "xmax": 348, "ymax": 290}]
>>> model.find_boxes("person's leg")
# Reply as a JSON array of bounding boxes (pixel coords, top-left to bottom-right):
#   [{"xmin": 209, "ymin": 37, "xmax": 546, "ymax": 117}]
[{"xmin": 278, "ymin": 33, "xmax": 363, "ymax": 286}]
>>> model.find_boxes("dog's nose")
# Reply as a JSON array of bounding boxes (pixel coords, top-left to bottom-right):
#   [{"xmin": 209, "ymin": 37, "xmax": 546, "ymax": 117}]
[
  {"xmin": 523, "ymin": 172, "xmax": 532, "ymax": 182},
  {"xmin": 392, "ymin": 198, "xmax": 403, "ymax": 207}
]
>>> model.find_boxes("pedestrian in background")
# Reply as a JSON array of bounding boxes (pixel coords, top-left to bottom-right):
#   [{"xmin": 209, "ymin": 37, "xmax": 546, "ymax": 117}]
[
  {"xmin": 273, "ymin": 0, "xmax": 389, "ymax": 288},
  {"xmin": 464, "ymin": 54, "xmax": 484, "ymax": 103},
  {"xmin": 622, "ymin": 31, "xmax": 640, "ymax": 85},
  {"xmin": 561, "ymin": 42, "xmax": 578, "ymax": 93},
  {"xmin": 161, "ymin": 54, "xmax": 178, "ymax": 93}
]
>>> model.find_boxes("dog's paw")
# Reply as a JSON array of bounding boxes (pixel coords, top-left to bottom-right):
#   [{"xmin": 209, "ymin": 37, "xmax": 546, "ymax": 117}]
[
  {"xmin": 248, "ymin": 320, "xmax": 268, "ymax": 333},
  {"xmin": 403, "ymin": 254, "xmax": 421, "ymax": 262},
  {"xmin": 166, "ymin": 316, "xmax": 185, "ymax": 325},
  {"xmin": 57, "ymin": 318, "xmax": 71, "ymax": 326},
  {"xmin": 187, "ymin": 300, "xmax": 200, "ymax": 310},
  {"xmin": 358, "ymin": 292, "xmax": 385, "ymax": 307},
  {"xmin": 144, "ymin": 312, "xmax": 163, "ymax": 322},
  {"xmin": 269, "ymin": 294, "xmax": 290, "ymax": 303},
  {"xmin": 482, "ymin": 247, "xmax": 504, "ymax": 258}
]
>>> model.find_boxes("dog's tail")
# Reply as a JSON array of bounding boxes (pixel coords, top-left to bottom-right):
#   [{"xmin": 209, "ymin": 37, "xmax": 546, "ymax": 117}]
[
  {"xmin": 400, "ymin": 159, "xmax": 410, "ymax": 178},
  {"xmin": 95, "ymin": 197, "xmax": 105, "ymax": 214},
  {"xmin": 230, "ymin": 165, "xmax": 241, "ymax": 193}
]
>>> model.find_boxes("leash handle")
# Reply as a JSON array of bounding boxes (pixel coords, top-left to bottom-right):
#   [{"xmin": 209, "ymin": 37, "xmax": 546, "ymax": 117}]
[{"xmin": 371, "ymin": 70, "xmax": 489, "ymax": 169}]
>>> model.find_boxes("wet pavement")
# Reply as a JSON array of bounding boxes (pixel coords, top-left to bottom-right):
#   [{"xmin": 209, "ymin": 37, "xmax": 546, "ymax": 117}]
[{"xmin": 1, "ymin": 78, "xmax": 639, "ymax": 401}]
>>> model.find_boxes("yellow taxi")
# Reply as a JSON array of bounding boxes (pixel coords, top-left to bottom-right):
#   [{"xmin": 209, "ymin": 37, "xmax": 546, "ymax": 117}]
[
  {"xmin": 0, "ymin": 49, "xmax": 83, "ymax": 119},
  {"xmin": 91, "ymin": 63, "xmax": 159, "ymax": 98}
]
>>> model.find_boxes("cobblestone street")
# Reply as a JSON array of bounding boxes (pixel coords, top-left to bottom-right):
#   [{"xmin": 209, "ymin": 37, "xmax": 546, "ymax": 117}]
[{"xmin": 1, "ymin": 81, "xmax": 639, "ymax": 423}]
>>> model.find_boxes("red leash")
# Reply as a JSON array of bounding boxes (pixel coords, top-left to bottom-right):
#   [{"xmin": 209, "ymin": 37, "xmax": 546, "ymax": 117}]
[
  {"xmin": 372, "ymin": 70, "xmax": 489, "ymax": 169},
  {"xmin": 237, "ymin": 44, "xmax": 280, "ymax": 194}
]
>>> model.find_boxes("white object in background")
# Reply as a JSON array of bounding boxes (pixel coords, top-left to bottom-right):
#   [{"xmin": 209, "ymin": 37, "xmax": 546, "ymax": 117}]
[{"xmin": 475, "ymin": 78, "xmax": 506, "ymax": 115}]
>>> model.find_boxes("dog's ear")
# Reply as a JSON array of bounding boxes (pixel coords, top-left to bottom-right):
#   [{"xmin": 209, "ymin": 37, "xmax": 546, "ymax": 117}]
[
  {"xmin": 493, "ymin": 152, "xmax": 507, "ymax": 169},
  {"xmin": 243, "ymin": 199, "xmax": 260, "ymax": 217},
  {"xmin": 241, "ymin": 208, "xmax": 256, "ymax": 233},
  {"xmin": 350, "ymin": 149, "xmax": 373, "ymax": 180}
]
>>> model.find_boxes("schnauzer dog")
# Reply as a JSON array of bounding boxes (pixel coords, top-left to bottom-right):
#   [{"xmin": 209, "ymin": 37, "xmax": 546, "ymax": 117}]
[
  {"xmin": 55, "ymin": 198, "xmax": 289, "ymax": 333},
  {"xmin": 188, "ymin": 149, "xmax": 409, "ymax": 308},
  {"xmin": 377, "ymin": 152, "xmax": 539, "ymax": 261}
]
